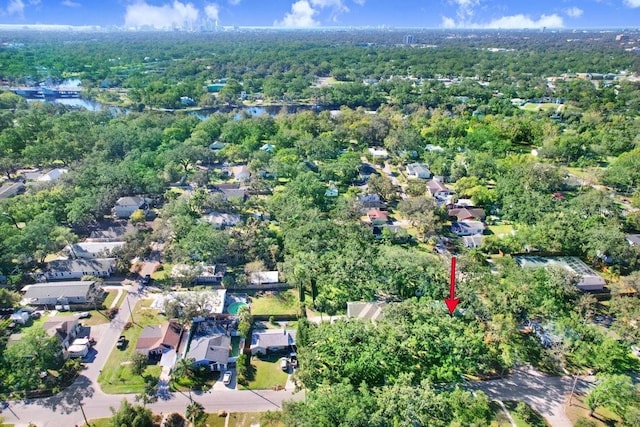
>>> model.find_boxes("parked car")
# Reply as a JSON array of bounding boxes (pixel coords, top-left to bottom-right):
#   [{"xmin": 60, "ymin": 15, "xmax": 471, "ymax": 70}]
[
  {"xmin": 289, "ymin": 353, "xmax": 298, "ymax": 368},
  {"xmin": 280, "ymin": 357, "xmax": 289, "ymax": 371},
  {"xmin": 222, "ymin": 370, "xmax": 232, "ymax": 385},
  {"xmin": 116, "ymin": 335, "xmax": 126, "ymax": 349},
  {"xmin": 88, "ymin": 337, "xmax": 97, "ymax": 346},
  {"xmin": 141, "ymin": 274, "xmax": 151, "ymax": 285},
  {"xmin": 78, "ymin": 312, "xmax": 91, "ymax": 319}
]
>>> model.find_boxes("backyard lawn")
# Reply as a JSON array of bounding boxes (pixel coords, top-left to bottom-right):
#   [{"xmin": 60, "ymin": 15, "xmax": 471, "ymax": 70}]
[
  {"xmin": 226, "ymin": 411, "xmax": 284, "ymax": 427},
  {"xmin": 488, "ymin": 224, "xmax": 515, "ymax": 237},
  {"xmin": 97, "ymin": 299, "xmax": 165, "ymax": 394},
  {"xmin": 249, "ymin": 290, "xmax": 298, "ymax": 316},
  {"xmin": 565, "ymin": 394, "xmax": 623, "ymax": 426},
  {"xmin": 242, "ymin": 352, "xmax": 290, "ymax": 390}
]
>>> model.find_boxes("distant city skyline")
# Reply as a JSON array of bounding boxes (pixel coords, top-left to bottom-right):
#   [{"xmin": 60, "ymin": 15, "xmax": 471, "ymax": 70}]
[{"xmin": 0, "ymin": 0, "xmax": 639, "ymax": 30}]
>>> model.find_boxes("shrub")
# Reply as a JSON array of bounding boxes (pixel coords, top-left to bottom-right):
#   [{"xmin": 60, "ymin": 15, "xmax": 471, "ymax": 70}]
[{"xmin": 574, "ymin": 417, "xmax": 597, "ymax": 427}]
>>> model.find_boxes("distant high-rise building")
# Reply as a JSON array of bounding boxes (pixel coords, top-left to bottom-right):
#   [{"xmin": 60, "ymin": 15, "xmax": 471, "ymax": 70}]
[{"xmin": 403, "ymin": 34, "xmax": 415, "ymax": 45}]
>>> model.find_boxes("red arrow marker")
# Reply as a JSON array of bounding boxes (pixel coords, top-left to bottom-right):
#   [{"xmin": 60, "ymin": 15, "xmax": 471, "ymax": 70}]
[{"xmin": 444, "ymin": 256, "xmax": 460, "ymax": 316}]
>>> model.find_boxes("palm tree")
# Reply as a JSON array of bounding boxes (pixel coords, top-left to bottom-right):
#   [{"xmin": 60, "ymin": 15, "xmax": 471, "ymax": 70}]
[{"xmin": 185, "ymin": 401, "xmax": 206, "ymax": 427}]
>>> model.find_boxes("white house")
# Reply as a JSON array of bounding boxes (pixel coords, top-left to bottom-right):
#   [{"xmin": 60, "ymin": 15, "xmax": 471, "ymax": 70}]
[
  {"xmin": 368, "ymin": 147, "xmax": 389, "ymax": 159},
  {"xmin": 113, "ymin": 196, "xmax": 149, "ymax": 219},
  {"xmin": 250, "ymin": 329, "xmax": 297, "ymax": 355},
  {"xmin": 232, "ymin": 165, "xmax": 251, "ymax": 182},
  {"xmin": 515, "ymin": 256, "xmax": 606, "ymax": 291},
  {"xmin": 249, "ymin": 271, "xmax": 279, "ymax": 285},
  {"xmin": 65, "ymin": 241, "xmax": 125, "ymax": 259},
  {"xmin": 187, "ymin": 334, "xmax": 231, "ymax": 371},
  {"xmin": 201, "ymin": 212, "xmax": 241, "ymax": 229},
  {"xmin": 44, "ymin": 258, "xmax": 116, "ymax": 280},
  {"xmin": 22, "ymin": 280, "xmax": 103, "ymax": 306},
  {"xmin": 171, "ymin": 264, "xmax": 226, "ymax": 285},
  {"xmin": 451, "ymin": 220, "xmax": 486, "ymax": 236},
  {"xmin": 36, "ymin": 168, "xmax": 68, "ymax": 182},
  {"xmin": 405, "ymin": 163, "xmax": 432, "ymax": 179}
]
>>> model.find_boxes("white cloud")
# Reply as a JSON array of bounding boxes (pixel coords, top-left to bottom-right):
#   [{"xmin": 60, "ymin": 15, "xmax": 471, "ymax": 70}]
[
  {"xmin": 124, "ymin": 1, "xmax": 199, "ymax": 29},
  {"xmin": 204, "ymin": 3, "xmax": 219, "ymax": 20},
  {"xmin": 441, "ymin": 16, "xmax": 456, "ymax": 28},
  {"xmin": 450, "ymin": 0, "xmax": 480, "ymax": 23},
  {"xmin": 565, "ymin": 7, "xmax": 583, "ymax": 18},
  {"xmin": 7, "ymin": 0, "xmax": 25, "ymax": 15},
  {"xmin": 442, "ymin": 13, "xmax": 564, "ymax": 29},
  {"xmin": 274, "ymin": 0, "xmax": 318, "ymax": 27},
  {"xmin": 624, "ymin": 0, "xmax": 640, "ymax": 7},
  {"xmin": 61, "ymin": 0, "xmax": 81, "ymax": 7},
  {"xmin": 275, "ymin": 0, "xmax": 359, "ymax": 27},
  {"xmin": 483, "ymin": 14, "xmax": 563, "ymax": 29}
]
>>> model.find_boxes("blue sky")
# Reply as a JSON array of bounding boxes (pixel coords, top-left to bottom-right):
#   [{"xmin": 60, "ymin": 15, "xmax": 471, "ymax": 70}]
[{"xmin": 0, "ymin": 0, "xmax": 639, "ymax": 29}]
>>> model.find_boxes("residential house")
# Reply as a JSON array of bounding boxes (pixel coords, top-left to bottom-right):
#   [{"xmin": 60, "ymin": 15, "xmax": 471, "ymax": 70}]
[
  {"xmin": 232, "ymin": 165, "xmax": 251, "ymax": 182},
  {"xmin": 359, "ymin": 194, "xmax": 386, "ymax": 210},
  {"xmin": 65, "ymin": 241, "xmax": 125, "ymax": 259},
  {"xmin": 113, "ymin": 196, "xmax": 149, "ymax": 219},
  {"xmin": 346, "ymin": 301, "xmax": 386, "ymax": 322},
  {"xmin": 358, "ymin": 164, "xmax": 379, "ymax": 182},
  {"xmin": 249, "ymin": 271, "xmax": 279, "ymax": 286},
  {"xmin": 36, "ymin": 168, "xmax": 68, "ymax": 182},
  {"xmin": 152, "ymin": 290, "xmax": 227, "ymax": 316},
  {"xmin": 209, "ymin": 141, "xmax": 226, "ymax": 151},
  {"xmin": 427, "ymin": 179, "xmax": 454, "ymax": 200},
  {"xmin": 211, "ymin": 183, "xmax": 248, "ymax": 201},
  {"xmin": 368, "ymin": 147, "xmax": 389, "ymax": 159},
  {"xmin": 135, "ymin": 320, "xmax": 183, "ymax": 358},
  {"xmin": 22, "ymin": 280, "xmax": 103, "ymax": 306},
  {"xmin": 448, "ymin": 207, "xmax": 486, "ymax": 222},
  {"xmin": 43, "ymin": 316, "xmax": 80, "ymax": 350},
  {"xmin": 171, "ymin": 264, "xmax": 226, "ymax": 285},
  {"xmin": 186, "ymin": 334, "xmax": 231, "ymax": 371},
  {"xmin": 325, "ymin": 184, "xmax": 339, "ymax": 197},
  {"xmin": 515, "ymin": 256, "xmax": 606, "ymax": 291},
  {"xmin": 44, "ymin": 258, "xmax": 116, "ymax": 280},
  {"xmin": 626, "ymin": 234, "xmax": 640, "ymax": 247},
  {"xmin": 0, "ymin": 182, "xmax": 25, "ymax": 199},
  {"xmin": 201, "ymin": 212, "xmax": 241, "ymax": 229},
  {"xmin": 462, "ymin": 235, "xmax": 485, "ymax": 248},
  {"xmin": 87, "ymin": 226, "xmax": 129, "ymax": 242},
  {"xmin": 367, "ymin": 209, "xmax": 389, "ymax": 225},
  {"xmin": 451, "ymin": 220, "xmax": 486, "ymax": 236},
  {"xmin": 405, "ymin": 163, "xmax": 432, "ymax": 179},
  {"xmin": 250, "ymin": 329, "xmax": 297, "ymax": 355}
]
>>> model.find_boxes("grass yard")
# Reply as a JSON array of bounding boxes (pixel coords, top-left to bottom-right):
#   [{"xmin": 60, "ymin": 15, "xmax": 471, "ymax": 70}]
[
  {"xmin": 242, "ymin": 352, "xmax": 290, "ymax": 390},
  {"xmin": 488, "ymin": 224, "xmax": 515, "ymax": 237},
  {"xmin": 520, "ymin": 102, "xmax": 561, "ymax": 112},
  {"xmin": 205, "ymin": 413, "xmax": 227, "ymax": 427},
  {"xmin": 151, "ymin": 263, "xmax": 172, "ymax": 280},
  {"xmin": 226, "ymin": 411, "xmax": 284, "ymax": 427},
  {"xmin": 503, "ymin": 401, "xmax": 548, "ymax": 427},
  {"xmin": 249, "ymin": 289, "xmax": 299, "ymax": 316},
  {"xmin": 97, "ymin": 299, "xmax": 165, "ymax": 394},
  {"xmin": 84, "ymin": 419, "xmax": 110, "ymax": 427},
  {"xmin": 565, "ymin": 394, "xmax": 623, "ymax": 426}
]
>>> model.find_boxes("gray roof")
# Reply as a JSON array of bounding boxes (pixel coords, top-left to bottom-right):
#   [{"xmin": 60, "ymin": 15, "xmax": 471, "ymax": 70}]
[
  {"xmin": 626, "ymin": 234, "xmax": 640, "ymax": 246},
  {"xmin": 251, "ymin": 329, "xmax": 296, "ymax": 349},
  {"xmin": 347, "ymin": 301, "xmax": 386, "ymax": 322},
  {"xmin": 115, "ymin": 196, "xmax": 145, "ymax": 207},
  {"xmin": 47, "ymin": 258, "xmax": 115, "ymax": 273},
  {"xmin": 23, "ymin": 281, "xmax": 96, "ymax": 300},
  {"xmin": 187, "ymin": 334, "xmax": 230, "ymax": 364}
]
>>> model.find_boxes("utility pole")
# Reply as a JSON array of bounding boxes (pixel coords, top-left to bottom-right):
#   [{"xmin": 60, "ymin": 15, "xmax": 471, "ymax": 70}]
[
  {"xmin": 126, "ymin": 291, "xmax": 135, "ymax": 324},
  {"xmin": 79, "ymin": 402, "xmax": 90, "ymax": 426},
  {"xmin": 566, "ymin": 374, "xmax": 579, "ymax": 409}
]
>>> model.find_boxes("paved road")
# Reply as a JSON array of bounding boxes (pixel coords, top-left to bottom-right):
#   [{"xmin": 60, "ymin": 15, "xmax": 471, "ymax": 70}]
[
  {"xmin": 470, "ymin": 368, "xmax": 594, "ymax": 427},
  {"xmin": 3, "ymin": 383, "xmax": 303, "ymax": 427}
]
